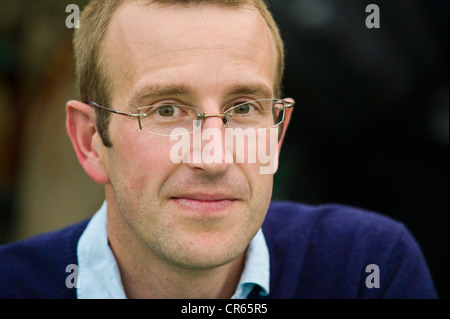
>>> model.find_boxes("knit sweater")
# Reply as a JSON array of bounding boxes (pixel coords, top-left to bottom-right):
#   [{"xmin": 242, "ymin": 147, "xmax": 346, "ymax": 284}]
[{"xmin": 0, "ymin": 201, "xmax": 438, "ymax": 299}]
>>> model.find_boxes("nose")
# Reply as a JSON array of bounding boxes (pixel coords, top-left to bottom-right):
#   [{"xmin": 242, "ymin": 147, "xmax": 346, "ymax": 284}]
[
  {"xmin": 197, "ymin": 113, "xmax": 231, "ymax": 129},
  {"xmin": 186, "ymin": 115, "xmax": 233, "ymax": 175}
]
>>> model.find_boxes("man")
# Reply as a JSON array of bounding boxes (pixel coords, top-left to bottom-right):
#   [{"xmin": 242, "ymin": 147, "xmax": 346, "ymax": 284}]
[{"xmin": 0, "ymin": 0, "xmax": 437, "ymax": 299}]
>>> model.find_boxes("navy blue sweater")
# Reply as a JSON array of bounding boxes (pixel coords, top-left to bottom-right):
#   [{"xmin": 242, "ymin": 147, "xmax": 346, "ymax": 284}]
[{"xmin": 0, "ymin": 201, "xmax": 438, "ymax": 299}]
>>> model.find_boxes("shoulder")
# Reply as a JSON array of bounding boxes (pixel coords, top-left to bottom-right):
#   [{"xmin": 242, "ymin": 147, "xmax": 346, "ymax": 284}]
[
  {"xmin": 260, "ymin": 201, "xmax": 437, "ymax": 298},
  {"xmin": 0, "ymin": 219, "xmax": 90, "ymax": 299},
  {"xmin": 263, "ymin": 200, "xmax": 408, "ymax": 266},
  {"xmin": 263, "ymin": 200, "xmax": 405, "ymax": 248}
]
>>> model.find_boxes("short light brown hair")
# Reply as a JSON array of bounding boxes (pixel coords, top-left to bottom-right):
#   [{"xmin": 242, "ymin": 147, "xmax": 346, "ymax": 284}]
[{"xmin": 73, "ymin": 0, "xmax": 285, "ymax": 147}]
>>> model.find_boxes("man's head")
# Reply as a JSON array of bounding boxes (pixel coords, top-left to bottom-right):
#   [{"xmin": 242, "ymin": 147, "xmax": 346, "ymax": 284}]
[
  {"xmin": 73, "ymin": 0, "xmax": 285, "ymax": 147},
  {"xmin": 66, "ymin": 0, "xmax": 292, "ymax": 277}
]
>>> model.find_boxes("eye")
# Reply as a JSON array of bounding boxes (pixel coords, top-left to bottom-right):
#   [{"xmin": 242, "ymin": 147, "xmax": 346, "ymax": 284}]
[
  {"xmin": 156, "ymin": 105, "xmax": 179, "ymax": 117},
  {"xmin": 233, "ymin": 102, "xmax": 255, "ymax": 115}
]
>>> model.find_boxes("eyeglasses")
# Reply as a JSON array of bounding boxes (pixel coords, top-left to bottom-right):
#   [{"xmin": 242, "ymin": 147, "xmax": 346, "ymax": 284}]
[{"xmin": 88, "ymin": 99, "xmax": 294, "ymax": 136}]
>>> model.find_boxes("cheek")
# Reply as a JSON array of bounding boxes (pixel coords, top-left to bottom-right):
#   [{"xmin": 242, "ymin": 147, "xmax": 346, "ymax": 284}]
[
  {"xmin": 238, "ymin": 155, "xmax": 274, "ymax": 213},
  {"xmin": 246, "ymin": 132, "xmax": 277, "ymax": 213},
  {"xmin": 107, "ymin": 123, "xmax": 177, "ymax": 196},
  {"xmin": 250, "ymin": 170, "xmax": 274, "ymax": 207}
]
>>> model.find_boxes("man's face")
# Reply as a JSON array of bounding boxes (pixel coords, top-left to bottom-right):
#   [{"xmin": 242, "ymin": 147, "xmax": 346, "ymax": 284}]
[{"xmin": 100, "ymin": 3, "xmax": 280, "ymax": 269}]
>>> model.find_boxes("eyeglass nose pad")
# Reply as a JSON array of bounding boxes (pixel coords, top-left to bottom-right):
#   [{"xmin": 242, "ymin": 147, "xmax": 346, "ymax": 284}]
[
  {"xmin": 194, "ymin": 119, "xmax": 202, "ymax": 129},
  {"xmin": 222, "ymin": 113, "xmax": 233, "ymax": 126}
]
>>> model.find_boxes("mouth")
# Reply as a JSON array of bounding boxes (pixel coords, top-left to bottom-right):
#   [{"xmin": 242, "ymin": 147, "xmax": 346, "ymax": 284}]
[{"xmin": 170, "ymin": 193, "xmax": 237, "ymax": 212}]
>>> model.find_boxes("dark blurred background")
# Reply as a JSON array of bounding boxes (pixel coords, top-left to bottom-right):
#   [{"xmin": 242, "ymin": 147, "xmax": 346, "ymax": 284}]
[{"xmin": 0, "ymin": 0, "xmax": 448, "ymax": 298}]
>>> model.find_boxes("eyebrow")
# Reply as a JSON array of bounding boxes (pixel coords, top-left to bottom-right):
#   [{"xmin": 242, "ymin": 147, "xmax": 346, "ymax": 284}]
[
  {"xmin": 127, "ymin": 82, "xmax": 274, "ymax": 108},
  {"xmin": 128, "ymin": 84, "xmax": 193, "ymax": 108},
  {"xmin": 226, "ymin": 83, "xmax": 273, "ymax": 100}
]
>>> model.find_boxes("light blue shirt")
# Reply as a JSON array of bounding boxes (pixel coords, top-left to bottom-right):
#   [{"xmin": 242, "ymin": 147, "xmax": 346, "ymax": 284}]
[{"xmin": 76, "ymin": 201, "xmax": 270, "ymax": 299}]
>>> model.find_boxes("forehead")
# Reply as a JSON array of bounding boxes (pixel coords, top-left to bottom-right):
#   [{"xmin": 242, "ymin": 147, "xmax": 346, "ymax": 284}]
[{"xmin": 102, "ymin": 2, "xmax": 278, "ymax": 104}]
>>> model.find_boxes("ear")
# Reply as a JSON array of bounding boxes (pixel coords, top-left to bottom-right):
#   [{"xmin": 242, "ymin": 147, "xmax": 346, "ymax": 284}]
[
  {"xmin": 277, "ymin": 98, "xmax": 294, "ymax": 153},
  {"xmin": 66, "ymin": 100, "xmax": 109, "ymax": 185}
]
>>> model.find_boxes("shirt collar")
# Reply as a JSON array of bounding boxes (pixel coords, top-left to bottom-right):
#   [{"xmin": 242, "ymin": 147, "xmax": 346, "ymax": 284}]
[
  {"xmin": 76, "ymin": 201, "xmax": 270, "ymax": 299},
  {"xmin": 232, "ymin": 228, "xmax": 270, "ymax": 299}
]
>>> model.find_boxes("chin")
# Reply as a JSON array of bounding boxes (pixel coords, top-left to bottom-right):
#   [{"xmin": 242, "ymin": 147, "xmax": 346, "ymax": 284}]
[{"xmin": 160, "ymin": 231, "xmax": 250, "ymax": 270}]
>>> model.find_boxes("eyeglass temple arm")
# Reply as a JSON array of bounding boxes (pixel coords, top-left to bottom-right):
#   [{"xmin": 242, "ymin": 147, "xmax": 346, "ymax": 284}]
[
  {"xmin": 88, "ymin": 101, "xmax": 146, "ymax": 118},
  {"xmin": 275, "ymin": 99, "xmax": 295, "ymax": 110}
]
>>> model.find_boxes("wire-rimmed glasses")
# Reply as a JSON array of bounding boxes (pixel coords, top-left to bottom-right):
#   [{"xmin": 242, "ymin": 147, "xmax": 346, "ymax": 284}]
[{"xmin": 88, "ymin": 98, "xmax": 294, "ymax": 136}]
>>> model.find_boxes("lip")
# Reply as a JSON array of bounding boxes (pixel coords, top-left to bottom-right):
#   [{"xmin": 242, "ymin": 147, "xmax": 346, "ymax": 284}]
[
  {"xmin": 170, "ymin": 193, "xmax": 237, "ymax": 213},
  {"xmin": 173, "ymin": 192, "xmax": 237, "ymax": 201}
]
